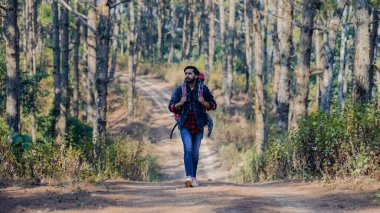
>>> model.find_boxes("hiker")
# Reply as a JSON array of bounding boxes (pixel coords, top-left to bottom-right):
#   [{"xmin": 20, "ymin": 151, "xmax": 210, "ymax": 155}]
[{"xmin": 168, "ymin": 66, "xmax": 217, "ymax": 187}]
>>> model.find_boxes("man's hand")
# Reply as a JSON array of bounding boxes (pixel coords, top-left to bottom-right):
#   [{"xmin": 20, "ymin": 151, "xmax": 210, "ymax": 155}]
[
  {"xmin": 175, "ymin": 96, "xmax": 186, "ymax": 109},
  {"xmin": 198, "ymin": 96, "xmax": 205, "ymax": 105}
]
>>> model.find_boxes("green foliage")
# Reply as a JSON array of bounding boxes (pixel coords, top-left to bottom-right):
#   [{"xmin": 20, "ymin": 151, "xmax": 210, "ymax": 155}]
[
  {"xmin": 104, "ymin": 137, "xmax": 160, "ymax": 181},
  {"xmin": 218, "ymin": 102, "xmax": 380, "ymax": 183},
  {"xmin": 38, "ymin": 2, "xmax": 53, "ymax": 27},
  {"xmin": 21, "ymin": 69, "xmax": 49, "ymax": 114}
]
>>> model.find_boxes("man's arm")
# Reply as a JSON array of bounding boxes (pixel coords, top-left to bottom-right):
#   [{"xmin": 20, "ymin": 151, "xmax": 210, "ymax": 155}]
[{"xmin": 202, "ymin": 86, "xmax": 217, "ymax": 111}]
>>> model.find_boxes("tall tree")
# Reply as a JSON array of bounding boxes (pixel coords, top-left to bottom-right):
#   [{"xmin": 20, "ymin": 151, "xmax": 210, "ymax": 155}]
[
  {"xmin": 369, "ymin": 0, "xmax": 379, "ymax": 99},
  {"xmin": 5, "ymin": 0, "xmax": 20, "ymax": 133},
  {"xmin": 52, "ymin": 0, "xmax": 61, "ymax": 143},
  {"xmin": 271, "ymin": 0, "xmax": 280, "ymax": 112},
  {"xmin": 338, "ymin": 7, "xmax": 350, "ymax": 110},
  {"xmin": 225, "ymin": 0, "xmax": 236, "ymax": 106},
  {"xmin": 204, "ymin": 0, "xmax": 210, "ymax": 82},
  {"xmin": 253, "ymin": 0, "xmax": 266, "ymax": 154},
  {"xmin": 320, "ymin": 0, "xmax": 347, "ymax": 112},
  {"xmin": 289, "ymin": 0, "xmax": 322, "ymax": 130},
  {"xmin": 168, "ymin": 0, "xmax": 177, "ymax": 63},
  {"xmin": 207, "ymin": 0, "xmax": 215, "ymax": 84},
  {"xmin": 73, "ymin": 0, "xmax": 80, "ymax": 118},
  {"xmin": 57, "ymin": 0, "xmax": 69, "ymax": 146},
  {"xmin": 87, "ymin": 0, "xmax": 98, "ymax": 157},
  {"xmin": 219, "ymin": 0, "xmax": 228, "ymax": 95},
  {"xmin": 352, "ymin": 0, "xmax": 370, "ymax": 105},
  {"xmin": 277, "ymin": 0, "xmax": 292, "ymax": 131},
  {"xmin": 96, "ymin": 0, "xmax": 112, "ymax": 156},
  {"xmin": 244, "ymin": 0, "xmax": 253, "ymax": 97}
]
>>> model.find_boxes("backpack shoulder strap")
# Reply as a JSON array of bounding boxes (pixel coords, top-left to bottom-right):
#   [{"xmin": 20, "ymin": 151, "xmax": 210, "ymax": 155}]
[
  {"xmin": 198, "ymin": 82, "xmax": 204, "ymax": 98},
  {"xmin": 181, "ymin": 82, "xmax": 186, "ymax": 97}
]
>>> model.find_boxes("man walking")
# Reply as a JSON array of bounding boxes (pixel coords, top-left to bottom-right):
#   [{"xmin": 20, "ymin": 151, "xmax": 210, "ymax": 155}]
[{"xmin": 168, "ymin": 66, "xmax": 217, "ymax": 187}]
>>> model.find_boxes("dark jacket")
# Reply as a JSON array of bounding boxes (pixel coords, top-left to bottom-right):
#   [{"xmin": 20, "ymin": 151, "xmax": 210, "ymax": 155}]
[{"xmin": 168, "ymin": 80, "xmax": 217, "ymax": 131}]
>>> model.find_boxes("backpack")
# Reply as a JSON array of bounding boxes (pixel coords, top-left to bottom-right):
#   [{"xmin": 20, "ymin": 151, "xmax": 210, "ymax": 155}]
[{"xmin": 170, "ymin": 81, "xmax": 204, "ymax": 139}]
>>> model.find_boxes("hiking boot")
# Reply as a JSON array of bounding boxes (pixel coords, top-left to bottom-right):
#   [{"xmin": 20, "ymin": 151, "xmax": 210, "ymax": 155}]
[
  {"xmin": 185, "ymin": 176, "xmax": 193, "ymax": 187},
  {"xmin": 192, "ymin": 178, "xmax": 199, "ymax": 187}
]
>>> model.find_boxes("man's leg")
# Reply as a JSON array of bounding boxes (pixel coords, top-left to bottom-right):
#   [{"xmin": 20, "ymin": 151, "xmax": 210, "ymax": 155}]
[
  {"xmin": 192, "ymin": 131, "xmax": 203, "ymax": 178},
  {"xmin": 180, "ymin": 128, "xmax": 194, "ymax": 177}
]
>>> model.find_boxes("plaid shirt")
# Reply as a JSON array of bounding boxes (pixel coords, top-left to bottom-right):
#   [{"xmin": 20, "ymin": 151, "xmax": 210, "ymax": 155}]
[{"xmin": 183, "ymin": 110, "xmax": 201, "ymax": 134}]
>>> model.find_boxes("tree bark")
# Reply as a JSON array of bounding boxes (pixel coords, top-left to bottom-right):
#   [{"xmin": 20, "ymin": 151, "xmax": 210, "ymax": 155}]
[
  {"xmin": 225, "ymin": 0, "xmax": 235, "ymax": 106},
  {"xmin": 220, "ymin": 0, "xmax": 228, "ymax": 95},
  {"xmin": 73, "ymin": 0, "xmax": 80, "ymax": 119},
  {"xmin": 352, "ymin": 0, "xmax": 370, "ymax": 105},
  {"xmin": 369, "ymin": 0, "xmax": 379, "ymax": 100},
  {"xmin": 338, "ymin": 7, "xmax": 350, "ymax": 110},
  {"xmin": 314, "ymin": 16, "xmax": 325, "ymax": 110},
  {"xmin": 253, "ymin": 0, "xmax": 266, "ymax": 154},
  {"xmin": 5, "ymin": 0, "xmax": 20, "ymax": 133},
  {"xmin": 109, "ymin": 8, "xmax": 120, "ymax": 81},
  {"xmin": 289, "ymin": 0, "xmax": 321, "ymax": 130},
  {"xmin": 270, "ymin": 0, "xmax": 280, "ymax": 112},
  {"xmin": 186, "ymin": 0, "xmax": 195, "ymax": 59},
  {"xmin": 244, "ymin": 0, "xmax": 253, "ymax": 97},
  {"xmin": 52, "ymin": 0, "xmax": 61, "ymax": 143},
  {"xmin": 277, "ymin": 0, "xmax": 292, "ymax": 132},
  {"xmin": 181, "ymin": 12, "xmax": 188, "ymax": 60},
  {"xmin": 320, "ymin": 0, "xmax": 347, "ymax": 112},
  {"xmin": 204, "ymin": 0, "xmax": 210, "ymax": 82},
  {"xmin": 168, "ymin": 0, "xmax": 177, "ymax": 63},
  {"xmin": 87, "ymin": 0, "xmax": 98, "ymax": 158},
  {"xmin": 57, "ymin": 0, "xmax": 69, "ymax": 146},
  {"xmin": 207, "ymin": 0, "xmax": 215, "ymax": 84},
  {"xmin": 156, "ymin": 0, "xmax": 164, "ymax": 59},
  {"xmin": 96, "ymin": 0, "xmax": 112, "ymax": 156}
]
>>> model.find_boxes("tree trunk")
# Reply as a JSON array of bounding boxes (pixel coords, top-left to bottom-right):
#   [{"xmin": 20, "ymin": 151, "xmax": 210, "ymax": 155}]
[
  {"xmin": 207, "ymin": 0, "xmax": 215, "ymax": 84},
  {"xmin": 314, "ymin": 17, "xmax": 325, "ymax": 110},
  {"xmin": 369, "ymin": 1, "xmax": 379, "ymax": 100},
  {"xmin": 253, "ymin": 0, "xmax": 266, "ymax": 154},
  {"xmin": 181, "ymin": 12, "xmax": 188, "ymax": 60},
  {"xmin": 225, "ymin": 0, "xmax": 236, "ymax": 106},
  {"xmin": 244, "ymin": 0, "xmax": 253, "ymax": 97},
  {"xmin": 127, "ymin": 0, "xmax": 136, "ymax": 115},
  {"xmin": 220, "ymin": 0, "xmax": 228, "ymax": 95},
  {"xmin": 289, "ymin": 0, "xmax": 321, "ymax": 130},
  {"xmin": 263, "ymin": 0, "xmax": 269, "ymax": 92},
  {"xmin": 204, "ymin": 0, "xmax": 210, "ymax": 82},
  {"xmin": 52, "ymin": 0, "xmax": 61, "ymax": 143},
  {"xmin": 271, "ymin": 0, "xmax": 280, "ymax": 113},
  {"xmin": 277, "ymin": 0, "xmax": 292, "ymax": 132},
  {"xmin": 156, "ymin": 0, "xmax": 164, "ymax": 59},
  {"xmin": 96, "ymin": 0, "xmax": 111, "ymax": 157},
  {"xmin": 338, "ymin": 8, "xmax": 350, "ymax": 110},
  {"xmin": 87, "ymin": 0, "xmax": 98, "ymax": 158},
  {"xmin": 352, "ymin": 0, "xmax": 370, "ymax": 105},
  {"xmin": 5, "ymin": 0, "xmax": 20, "ymax": 133},
  {"xmin": 82, "ymin": 24, "xmax": 89, "ymax": 123},
  {"xmin": 109, "ymin": 8, "xmax": 120, "ymax": 81},
  {"xmin": 57, "ymin": 0, "xmax": 69, "ymax": 146},
  {"xmin": 186, "ymin": 0, "xmax": 195, "ymax": 59},
  {"xmin": 168, "ymin": 0, "xmax": 177, "ymax": 63},
  {"xmin": 320, "ymin": 0, "xmax": 347, "ymax": 112},
  {"xmin": 73, "ymin": 0, "xmax": 80, "ymax": 119}
]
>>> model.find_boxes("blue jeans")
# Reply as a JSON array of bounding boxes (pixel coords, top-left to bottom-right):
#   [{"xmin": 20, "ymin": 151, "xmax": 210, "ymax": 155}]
[{"xmin": 180, "ymin": 128, "xmax": 203, "ymax": 178}]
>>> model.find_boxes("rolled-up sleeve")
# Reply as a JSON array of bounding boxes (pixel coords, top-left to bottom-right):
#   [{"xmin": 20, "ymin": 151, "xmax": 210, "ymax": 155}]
[
  {"xmin": 203, "ymin": 86, "xmax": 217, "ymax": 111},
  {"xmin": 168, "ymin": 86, "xmax": 181, "ymax": 113}
]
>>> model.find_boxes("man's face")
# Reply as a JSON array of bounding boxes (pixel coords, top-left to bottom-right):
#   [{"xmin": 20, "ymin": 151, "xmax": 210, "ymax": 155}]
[{"xmin": 184, "ymin": 68, "xmax": 197, "ymax": 83}]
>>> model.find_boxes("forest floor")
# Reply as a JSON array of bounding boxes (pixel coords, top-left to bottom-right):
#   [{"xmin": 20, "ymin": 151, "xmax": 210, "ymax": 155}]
[{"xmin": 1, "ymin": 73, "xmax": 380, "ymax": 213}]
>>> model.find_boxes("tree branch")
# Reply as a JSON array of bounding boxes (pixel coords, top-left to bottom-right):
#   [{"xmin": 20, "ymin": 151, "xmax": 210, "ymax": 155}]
[
  {"xmin": 0, "ymin": 5, "xmax": 7, "ymax": 11},
  {"xmin": 57, "ymin": 0, "xmax": 96, "ymax": 34},
  {"xmin": 110, "ymin": 0, "xmax": 131, "ymax": 8}
]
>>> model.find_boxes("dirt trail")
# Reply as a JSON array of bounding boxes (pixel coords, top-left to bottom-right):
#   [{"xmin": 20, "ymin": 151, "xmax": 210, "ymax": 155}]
[{"xmin": 1, "ymin": 74, "xmax": 380, "ymax": 213}]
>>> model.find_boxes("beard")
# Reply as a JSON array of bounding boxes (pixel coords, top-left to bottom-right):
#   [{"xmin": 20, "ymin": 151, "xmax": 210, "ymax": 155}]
[{"xmin": 185, "ymin": 77, "xmax": 196, "ymax": 83}]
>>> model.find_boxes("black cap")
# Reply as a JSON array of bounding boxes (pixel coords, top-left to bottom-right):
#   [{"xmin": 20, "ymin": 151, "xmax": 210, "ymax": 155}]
[{"xmin": 184, "ymin": 66, "xmax": 200, "ymax": 75}]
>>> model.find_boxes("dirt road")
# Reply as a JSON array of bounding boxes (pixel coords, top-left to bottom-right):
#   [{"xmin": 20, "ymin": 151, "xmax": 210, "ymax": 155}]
[{"xmin": 1, "ymin": 74, "xmax": 379, "ymax": 213}]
